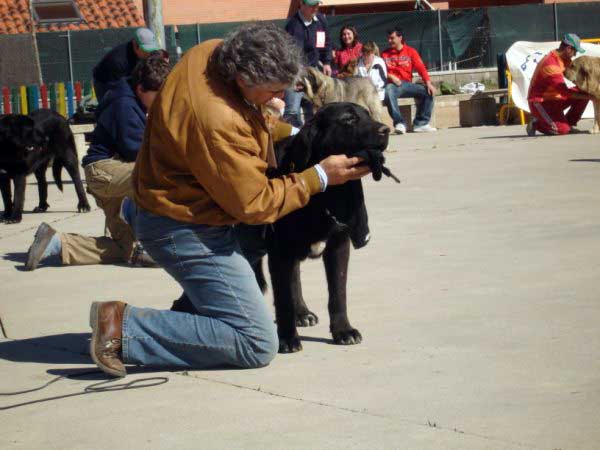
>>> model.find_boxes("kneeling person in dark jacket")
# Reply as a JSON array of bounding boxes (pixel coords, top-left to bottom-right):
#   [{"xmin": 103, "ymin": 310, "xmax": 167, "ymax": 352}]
[{"xmin": 25, "ymin": 56, "xmax": 171, "ymax": 271}]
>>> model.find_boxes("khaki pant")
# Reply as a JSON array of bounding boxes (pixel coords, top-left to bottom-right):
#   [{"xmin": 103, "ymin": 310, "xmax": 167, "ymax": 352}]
[{"xmin": 61, "ymin": 158, "xmax": 135, "ymax": 265}]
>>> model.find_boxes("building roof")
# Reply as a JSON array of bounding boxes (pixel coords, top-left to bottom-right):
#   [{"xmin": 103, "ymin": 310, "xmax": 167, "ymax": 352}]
[
  {"xmin": 0, "ymin": 0, "xmax": 145, "ymax": 34},
  {"xmin": 322, "ymin": 0, "xmax": 413, "ymax": 4}
]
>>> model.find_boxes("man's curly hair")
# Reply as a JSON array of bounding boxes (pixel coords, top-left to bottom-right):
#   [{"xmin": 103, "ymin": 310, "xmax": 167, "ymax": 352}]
[
  {"xmin": 212, "ymin": 22, "xmax": 304, "ymax": 87},
  {"xmin": 131, "ymin": 55, "xmax": 171, "ymax": 91}
]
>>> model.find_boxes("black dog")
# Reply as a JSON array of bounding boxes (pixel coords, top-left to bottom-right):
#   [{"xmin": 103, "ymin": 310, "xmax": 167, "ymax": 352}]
[
  {"xmin": 0, "ymin": 109, "xmax": 90, "ymax": 223},
  {"xmin": 260, "ymin": 102, "xmax": 391, "ymax": 353}
]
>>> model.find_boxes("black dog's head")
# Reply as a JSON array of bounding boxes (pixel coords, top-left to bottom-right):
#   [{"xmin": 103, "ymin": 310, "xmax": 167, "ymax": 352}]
[
  {"xmin": 276, "ymin": 102, "xmax": 390, "ymax": 179},
  {"xmin": 272, "ymin": 103, "xmax": 392, "ymax": 252},
  {"xmin": 0, "ymin": 114, "xmax": 47, "ymax": 174}
]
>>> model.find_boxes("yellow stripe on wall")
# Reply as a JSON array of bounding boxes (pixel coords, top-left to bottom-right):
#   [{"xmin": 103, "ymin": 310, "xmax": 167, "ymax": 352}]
[{"xmin": 20, "ymin": 85, "xmax": 28, "ymax": 115}]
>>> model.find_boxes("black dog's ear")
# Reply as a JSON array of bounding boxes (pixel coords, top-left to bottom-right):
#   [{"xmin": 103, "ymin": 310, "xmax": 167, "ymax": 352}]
[
  {"xmin": 278, "ymin": 122, "xmax": 319, "ymax": 174},
  {"xmin": 337, "ymin": 110, "xmax": 360, "ymax": 126}
]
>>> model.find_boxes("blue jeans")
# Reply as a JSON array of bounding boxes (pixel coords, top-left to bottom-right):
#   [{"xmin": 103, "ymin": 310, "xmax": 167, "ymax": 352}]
[
  {"xmin": 384, "ymin": 82, "xmax": 434, "ymax": 127},
  {"xmin": 123, "ymin": 208, "xmax": 278, "ymax": 369},
  {"xmin": 283, "ymin": 88, "xmax": 313, "ymax": 128}
]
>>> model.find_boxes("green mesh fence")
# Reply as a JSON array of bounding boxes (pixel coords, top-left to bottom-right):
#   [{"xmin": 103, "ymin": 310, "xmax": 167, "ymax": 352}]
[
  {"xmin": 36, "ymin": 31, "xmax": 70, "ymax": 83},
  {"xmin": 487, "ymin": 4, "xmax": 556, "ymax": 68},
  {"xmin": 36, "ymin": 28, "xmax": 137, "ymax": 84},
  {"xmin": 555, "ymin": 2, "xmax": 600, "ymax": 39},
  {"xmin": 70, "ymin": 28, "xmax": 137, "ymax": 83}
]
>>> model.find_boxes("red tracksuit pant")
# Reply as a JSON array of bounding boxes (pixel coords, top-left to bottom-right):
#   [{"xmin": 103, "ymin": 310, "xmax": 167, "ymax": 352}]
[{"xmin": 528, "ymin": 98, "xmax": 589, "ymax": 135}]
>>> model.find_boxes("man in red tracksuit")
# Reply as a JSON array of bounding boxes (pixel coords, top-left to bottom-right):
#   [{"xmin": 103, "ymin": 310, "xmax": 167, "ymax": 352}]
[
  {"xmin": 382, "ymin": 28, "xmax": 437, "ymax": 134},
  {"xmin": 527, "ymin": 33, "xmax": 592, "ymax": 136}
]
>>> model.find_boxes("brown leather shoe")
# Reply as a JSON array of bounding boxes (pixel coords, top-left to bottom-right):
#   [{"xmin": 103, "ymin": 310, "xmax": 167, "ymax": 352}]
[{"xmin": 89, "ymin": 301, "xmax": 127, "ymax": 377}]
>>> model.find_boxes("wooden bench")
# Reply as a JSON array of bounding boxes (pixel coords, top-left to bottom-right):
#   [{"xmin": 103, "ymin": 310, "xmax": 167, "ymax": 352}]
[
  {"xmin": 70, "ymin": 124, "xmax": 95, "ymax": 161},
  {"xmin": 382, "ymin": 88, "xmax": 508, "ymax": 130}
]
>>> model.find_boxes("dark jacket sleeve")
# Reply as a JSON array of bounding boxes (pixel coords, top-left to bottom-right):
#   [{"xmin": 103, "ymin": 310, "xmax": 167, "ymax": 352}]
[
  {"xmin": 285, "ymin": 16, "xmax": 304, "ymax": 49},
  {"xmin": 317, "ymin": 13, "xmax": 332, "ymax": 65},
  {"xmin": 93, "ymin": 43, "xmax": 130, "ymax": 84}
]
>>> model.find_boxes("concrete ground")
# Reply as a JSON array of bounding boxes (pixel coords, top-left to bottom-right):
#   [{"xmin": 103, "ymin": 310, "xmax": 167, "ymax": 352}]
[{"xmin": 1, "ymin": 122, "xmax": 599, "ymax": 449}]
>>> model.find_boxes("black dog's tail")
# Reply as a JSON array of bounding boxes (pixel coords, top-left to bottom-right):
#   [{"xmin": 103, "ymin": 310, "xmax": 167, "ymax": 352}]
[
  {"xmin": 252, "ymin": 260, "xmax": 268, "ymax": 294},
  {"xmin": 52, "ymin": 160, "xmax": 64, "ymax": 191},
  {"xmin": 51, "ymin": 126, "xmax": 77, "ymax": 192}
]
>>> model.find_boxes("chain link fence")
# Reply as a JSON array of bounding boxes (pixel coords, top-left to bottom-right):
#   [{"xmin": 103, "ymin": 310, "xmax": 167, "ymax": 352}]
[{"xmin": 1, "ymin": 1, "xmax": 599, "ymax": 88}]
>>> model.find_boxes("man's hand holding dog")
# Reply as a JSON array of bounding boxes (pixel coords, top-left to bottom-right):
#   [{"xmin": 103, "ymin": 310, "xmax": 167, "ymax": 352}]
[{"xmin": 319, "ymin": 155, "xmax": 370, "ymax": 185}]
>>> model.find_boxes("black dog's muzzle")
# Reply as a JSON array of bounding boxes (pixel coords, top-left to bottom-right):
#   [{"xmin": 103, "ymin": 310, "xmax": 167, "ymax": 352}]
[{"xmin": 352, "ymin": 147, "xmax": 400, "ymax": 184}]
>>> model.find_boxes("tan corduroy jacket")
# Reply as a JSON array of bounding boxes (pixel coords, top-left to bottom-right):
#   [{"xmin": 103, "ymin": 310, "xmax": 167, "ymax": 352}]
[{"xmin": 133, "ymin": 39, "xmax": 321, "ymax": 225}]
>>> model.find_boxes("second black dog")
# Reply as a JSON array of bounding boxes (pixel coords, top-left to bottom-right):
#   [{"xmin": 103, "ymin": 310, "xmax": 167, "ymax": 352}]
[{"xmin": 0, "ymin": 109, "xmax": 91, "ymax": 223}]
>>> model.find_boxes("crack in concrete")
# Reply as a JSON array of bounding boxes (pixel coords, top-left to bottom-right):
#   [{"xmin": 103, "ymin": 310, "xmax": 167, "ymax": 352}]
[{"xmin": 177, "ymin": 371, "xmax": 540, "ymax": 449}]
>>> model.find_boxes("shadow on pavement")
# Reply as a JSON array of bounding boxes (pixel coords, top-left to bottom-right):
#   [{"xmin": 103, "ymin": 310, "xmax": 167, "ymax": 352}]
[
  {"xmin": 2, "ymin": 252, "xmax": 62, "ymax": 271},
  {"xmin": 478, "ymin": 134, "xmax": 535, "ymax": 140},
  {"xmin": 299, "ymin": 335, "xmax": 334, "ymax": 345},
  {"xmin": 0, "ymin": 332, "xmax": 90, "ymax": 364},
  {"xmin": 570, "ymin": 159, "xmax": 600, "ymax": 163},
  {"xmin": 2, "ymin": 252, "xmax": 27, "ymax": 264},
  {"xmin": 0, "ymin": 369, "xmax": 169, "ymax": 411},
  {"xmin": 0, "ymin": 334, "xmax": 170, "ymax": 411}
]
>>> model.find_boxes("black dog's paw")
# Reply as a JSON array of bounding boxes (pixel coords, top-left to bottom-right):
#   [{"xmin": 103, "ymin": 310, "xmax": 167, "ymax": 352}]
[
  {"xmin": 296, "ymin": 312, "xmax": 319, "ymax": 327},
  {"xmin": 3, "ymin": 217, "xmax": 22, "ymax": 224},
  {"xmin": 332, "ymin": 328, "xmax": 362, "ymax": 345},
  {"xmin": 278, "ymin": 335, "xmax": 303, "ymax": 353},
  {"xmin": 2, "ymin": 212, "xmax": 22, "ymax": 224},
  {"xmin": 78, "ymin": 201, "xmax": 91, "ymax": 213},
  {"xmin": 33, "ymin": 203, "xmax": 49, "ymax": 213}
]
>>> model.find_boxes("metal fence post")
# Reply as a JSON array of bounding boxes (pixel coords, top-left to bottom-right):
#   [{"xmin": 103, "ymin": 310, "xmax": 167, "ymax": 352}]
[
  {"xmin": 67, "ymin": 29, "xmax": 74, "ymax": 82},
  {"xmin": 196, "ymin": 23, "xmax": 201, "ymax": 44},
  {"xmin": 146, "ymin": 0, "xmax": 166, "ymax": 49},
  {"xmin": 437, "ymin": 9, "xmax": 443, "ymax": 71},
  {"xmin": 553, "ymin": 2, "xmax": 559, "ymax": 41}
]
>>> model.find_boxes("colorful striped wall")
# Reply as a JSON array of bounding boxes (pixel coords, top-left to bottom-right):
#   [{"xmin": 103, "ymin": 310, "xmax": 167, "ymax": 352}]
[{"xmin": 0, "ymin": 81, "xmax": 95, "ymax": 117}]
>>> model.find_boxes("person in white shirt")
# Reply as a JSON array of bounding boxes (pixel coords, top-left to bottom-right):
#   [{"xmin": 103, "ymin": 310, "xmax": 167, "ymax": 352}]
[{"xmin": 357, "ymin": 42, "xmax": 387, "ymax": 101}]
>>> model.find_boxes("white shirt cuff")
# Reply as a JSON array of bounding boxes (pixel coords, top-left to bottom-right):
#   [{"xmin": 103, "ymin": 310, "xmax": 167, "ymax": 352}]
[{"xmin": 314, "ymin": 164, "xmax": 328, "ymax": 192}]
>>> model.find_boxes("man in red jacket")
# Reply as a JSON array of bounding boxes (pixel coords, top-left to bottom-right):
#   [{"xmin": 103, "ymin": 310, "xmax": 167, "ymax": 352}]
[
  {"xmin": 527, "ymin": 33, "xmax": 592, "ymax": 136},
  {"xmin": 382, "ymin": 28, "xmax": 437, "ymax": 134}
]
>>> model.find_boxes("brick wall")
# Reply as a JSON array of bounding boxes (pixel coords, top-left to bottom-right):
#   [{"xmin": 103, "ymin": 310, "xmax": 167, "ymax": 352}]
[
  {"xmin": 162, "ymin": 0, "xmax": 297, "ymax": 25},
  {"xmin": 157, "ymin": 0, "xmax": 600, "ymax": 25}
]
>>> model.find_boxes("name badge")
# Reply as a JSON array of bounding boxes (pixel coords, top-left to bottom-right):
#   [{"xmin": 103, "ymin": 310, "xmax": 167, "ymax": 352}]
[{"xmin": 316, "ymin": 31, "xmax": 326, "ymax": 49}]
